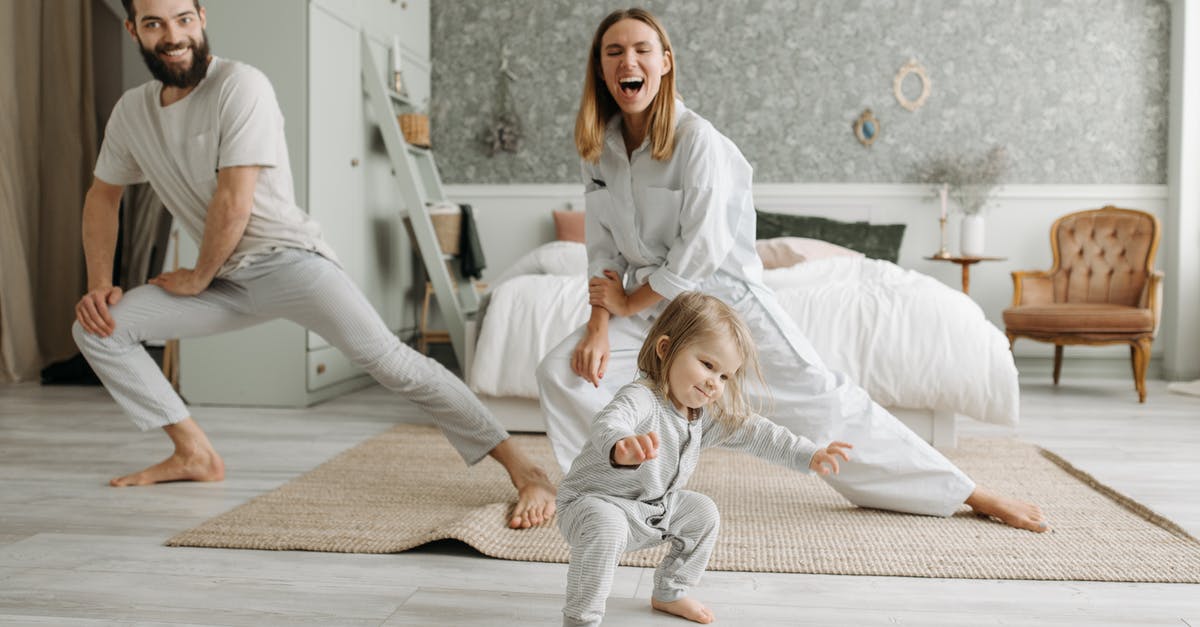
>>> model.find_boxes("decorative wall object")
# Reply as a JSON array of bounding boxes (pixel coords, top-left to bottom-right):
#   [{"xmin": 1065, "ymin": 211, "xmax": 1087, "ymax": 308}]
[
  {"xmin": 482, "ymin": 47, "xmax": 523, "ymax": 156},
  {"xmin": 853, "ymin": 109, "xmax": 880, "ymax": 147},
  {"xmin": 893, "ymin": 59, "xmax": 931, "ymax": 112},
  {"xmin": 431, "ymin": 0, "xmax": 1170, "ymax": 184}
]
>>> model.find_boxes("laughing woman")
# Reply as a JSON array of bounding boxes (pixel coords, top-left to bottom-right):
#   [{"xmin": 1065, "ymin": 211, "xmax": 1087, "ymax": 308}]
[{"xmin": 536, "ymin": 7, "xmax": 1047, "ymax": 534}]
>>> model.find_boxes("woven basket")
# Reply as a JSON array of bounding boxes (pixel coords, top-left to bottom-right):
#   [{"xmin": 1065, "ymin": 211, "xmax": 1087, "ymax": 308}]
[
  {"xmin": 404, "ymin": 206, "xmax": 460, "ymax": 255},
  {"xmin": 398, "ymin": 113, "xmax": 430, "ymax": 148}
]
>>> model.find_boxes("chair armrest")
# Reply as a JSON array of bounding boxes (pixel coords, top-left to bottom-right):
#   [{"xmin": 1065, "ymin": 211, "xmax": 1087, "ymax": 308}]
[
  {"xmin": 1011, "ymin": 270, "xmax": 1053, "ymax": 306},
  {"xmin": 1143, "ymin": 270, "xmax": 1165, "ymax": 334}
]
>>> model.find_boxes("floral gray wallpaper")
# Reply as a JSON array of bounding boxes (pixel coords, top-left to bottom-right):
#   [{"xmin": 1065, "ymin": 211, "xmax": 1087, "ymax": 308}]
[{"xmin": 430, "ymin": 0, "xmax": 1170, "ymax": 184}]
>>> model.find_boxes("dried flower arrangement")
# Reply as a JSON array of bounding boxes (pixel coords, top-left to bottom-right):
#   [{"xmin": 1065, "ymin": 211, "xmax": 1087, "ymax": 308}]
[{"xmin": 916, "ymin": 146, "xmax": 1009, "ymax": 215}]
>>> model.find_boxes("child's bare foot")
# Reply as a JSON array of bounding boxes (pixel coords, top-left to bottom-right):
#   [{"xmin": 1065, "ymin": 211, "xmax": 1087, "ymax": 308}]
[
  {"xmin": 110, "ymin": 449, "xmax": 225, "ymax": 486},
  {"xmin": 966, "ymin": 487, "xmax": 1049, "ymax": 532},
  {"xmin": 651, "ymin": 597, "xmax": 715, "ymax": 624}
]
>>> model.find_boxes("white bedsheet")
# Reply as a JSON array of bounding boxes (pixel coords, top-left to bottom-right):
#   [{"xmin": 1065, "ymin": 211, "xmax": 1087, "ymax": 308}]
[{"xmin": 470, "ymin": 243, "xmax": 1018, "ymax": 425}]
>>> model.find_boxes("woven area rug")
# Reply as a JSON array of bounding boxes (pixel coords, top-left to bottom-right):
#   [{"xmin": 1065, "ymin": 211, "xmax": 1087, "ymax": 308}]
[{"xmin": 168, "ymin": 425, "xmax": 1200, "ymax": 583}]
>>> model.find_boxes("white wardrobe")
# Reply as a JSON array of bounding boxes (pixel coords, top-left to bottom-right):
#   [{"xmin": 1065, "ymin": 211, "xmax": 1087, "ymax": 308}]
[{"xmin": 178, "ymin": 0, "xmax": 430, "ymax": 406}]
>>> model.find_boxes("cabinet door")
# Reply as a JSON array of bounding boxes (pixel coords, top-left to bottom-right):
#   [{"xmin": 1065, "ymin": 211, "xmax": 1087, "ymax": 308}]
[{"xmin": 308, "ymin": 4, "xmax": 367, "ymax": 352}]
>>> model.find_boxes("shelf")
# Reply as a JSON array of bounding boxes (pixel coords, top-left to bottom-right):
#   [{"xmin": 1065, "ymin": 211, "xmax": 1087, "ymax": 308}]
[{"xmin": 388, "ymin": 89, "xmax": 413, "ymax": 107}]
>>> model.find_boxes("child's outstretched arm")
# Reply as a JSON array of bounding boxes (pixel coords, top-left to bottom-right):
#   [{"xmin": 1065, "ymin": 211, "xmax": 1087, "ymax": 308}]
[
  {"xmin": 611, "ymin": 432, "xmax": 659, "ymax": 467},
  {"xmin": 705, "ymin": 414, "xmax": 851, "ymax": 475},
  {"xmin": 809, "ymin": 441, "xmax": 853, "ymax": 475}
]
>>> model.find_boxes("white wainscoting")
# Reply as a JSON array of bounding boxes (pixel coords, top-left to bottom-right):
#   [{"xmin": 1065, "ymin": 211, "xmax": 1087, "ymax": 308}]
[{"xmin": 448, "ymin": 183, "xmax": 1171, "ymax": 373}]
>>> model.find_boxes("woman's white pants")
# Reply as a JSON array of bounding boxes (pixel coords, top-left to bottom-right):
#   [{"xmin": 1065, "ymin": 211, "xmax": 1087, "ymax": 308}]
[{"xmin": 537, "ymin": 280, "xmax": 974, "ymax": 517}]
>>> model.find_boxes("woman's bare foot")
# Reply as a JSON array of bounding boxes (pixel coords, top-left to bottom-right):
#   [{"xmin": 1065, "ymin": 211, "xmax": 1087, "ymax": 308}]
[
  {"xmin": 110, "ymin": 450, "xmax": 225, "ymax": 486},
  {"xmin": 110, "ymin": 417, "xmax": 225, "ymax": 487},
  {"xmin": 966, "ymin": 487, "xmax": 1050, "ymax": 532},
  {"xmin": 651, "ymin": 597, "xmax": 715, "ymax": 624},
  {"xmin": 490, "ymin": 439, "xmax": 558, "ymax": 528}
]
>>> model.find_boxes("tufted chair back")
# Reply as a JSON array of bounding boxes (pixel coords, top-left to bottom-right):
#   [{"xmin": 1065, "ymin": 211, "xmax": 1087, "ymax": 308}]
[{"xmin": 1051, "ymin": 208, "xmax": 1157, "ymax": 307}]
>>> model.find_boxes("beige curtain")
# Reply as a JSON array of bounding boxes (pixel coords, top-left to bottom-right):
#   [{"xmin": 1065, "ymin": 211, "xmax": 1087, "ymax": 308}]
[{"xmin": 0, "ymin": 0, "xmax": 96, "ymax": 382}]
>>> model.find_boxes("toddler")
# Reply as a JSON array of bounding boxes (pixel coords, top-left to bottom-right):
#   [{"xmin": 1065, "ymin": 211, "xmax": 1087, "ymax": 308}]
[{"xmin": 556, "ymin": 292, "xmax": 852, "ymax": 626}]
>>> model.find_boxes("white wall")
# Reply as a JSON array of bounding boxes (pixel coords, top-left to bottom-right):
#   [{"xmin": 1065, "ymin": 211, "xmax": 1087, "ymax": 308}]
[
  {"xmin": 449, "ymin": 182, "xmax": 1174, "ymax": 368},
  {"xmin": 1164, "ymin": 0, "xmax": 1200, "ymax": 381}
]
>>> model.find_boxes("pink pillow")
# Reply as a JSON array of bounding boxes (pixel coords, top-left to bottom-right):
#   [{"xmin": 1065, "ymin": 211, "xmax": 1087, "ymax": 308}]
[
  {"xmin": 553, "ymin": 210, "xmax": 585, "ymax": 243},
  {"xmin": 755, "ymin": 237, "xmax": 864, "ymax": 269}
]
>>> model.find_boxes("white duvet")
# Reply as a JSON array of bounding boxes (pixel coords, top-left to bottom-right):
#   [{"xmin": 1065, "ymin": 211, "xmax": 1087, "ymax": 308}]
[{"xmin": 470, "ymin": 242, "xmax": 1018, "ymax": 425}]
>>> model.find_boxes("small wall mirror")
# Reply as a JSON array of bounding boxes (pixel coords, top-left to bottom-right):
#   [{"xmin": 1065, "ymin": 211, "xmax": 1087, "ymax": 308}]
[{"xmin": 893, "ymin": 59, "xmax": 931, "ymax": 112}]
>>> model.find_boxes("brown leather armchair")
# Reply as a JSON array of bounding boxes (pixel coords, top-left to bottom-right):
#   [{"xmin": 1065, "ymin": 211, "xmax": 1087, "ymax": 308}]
[{"xmin": 1003, "ymin": 206, "xmax": 1163, "ymax": 402}]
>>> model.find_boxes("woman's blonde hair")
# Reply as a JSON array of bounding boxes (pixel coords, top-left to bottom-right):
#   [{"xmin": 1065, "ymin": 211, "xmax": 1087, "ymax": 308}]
[
  {"xmin": 637, "ymin": 292, "xmax": 765, "ymax": 426},
  {"xmin": 574, "ymin": 8, "xmax": 677, "ymax": 163}
]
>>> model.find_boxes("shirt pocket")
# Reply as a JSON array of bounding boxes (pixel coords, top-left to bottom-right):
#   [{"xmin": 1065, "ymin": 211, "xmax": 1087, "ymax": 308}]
[
  {"xmin": 183, "ymin": 131, "xmax": 219, "ymax": 183},
  {"xmin": 637, "ymin": 187, "xmax": 683, "ymax": 257}
]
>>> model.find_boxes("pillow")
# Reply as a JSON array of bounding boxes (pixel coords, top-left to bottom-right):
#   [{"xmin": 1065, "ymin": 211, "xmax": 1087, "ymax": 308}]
[
  {"xmin": 755, "ymin": 237, "xmax": 864, "ymax": 269},
  {"xmin": 755, "ymin": 210, "xmax": 906, "ymax": 263},
  {"xmin": 553, "ymin": 210, "xmax": 586, "ymax": 243},
  {"xmin": 490, "ymin": 241, "xmax": 588, "ymax": 286}
]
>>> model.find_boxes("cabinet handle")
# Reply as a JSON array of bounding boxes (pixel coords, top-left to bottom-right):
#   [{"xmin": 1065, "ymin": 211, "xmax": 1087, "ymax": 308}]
[
  {"xmin": 316, "ymin": 363, "xmax": 327, "ymax": 375},
  {"xmin": 350, "ymin": 158, "xmax": 360, "ymax": 167}
]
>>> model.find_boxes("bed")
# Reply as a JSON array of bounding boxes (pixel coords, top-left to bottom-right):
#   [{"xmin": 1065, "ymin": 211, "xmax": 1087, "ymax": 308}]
[{"xmin": 466, "ymin": 240, "xmax": 1019, "ymax": 449}]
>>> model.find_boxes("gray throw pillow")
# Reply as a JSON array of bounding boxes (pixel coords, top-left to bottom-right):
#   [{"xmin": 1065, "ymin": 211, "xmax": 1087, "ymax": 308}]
[{"xmin": 754, "ymin": 210, "xmax": 906, "ymax": 263}]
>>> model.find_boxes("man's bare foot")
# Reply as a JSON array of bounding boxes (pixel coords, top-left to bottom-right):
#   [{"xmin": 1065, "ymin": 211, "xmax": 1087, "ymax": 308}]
[
  {"xmin": 966, "ymin": 487, "xmax": 1049, "ymax": 532},
  {"xmin": 110, "ymin": 417, "xmax": 225, "ymax": 487},
  {"xmin": 508, "ymin": 465, "xmax": 556, "ymax": 529},
  {"xmin": 110, "ymin": 450, "xmax": 225, "ymax": 486},
  {"xmin": 651, "ymin": 597, "xmax": 715, "ymax": 624},
  {"xmin": 490, "ymin": 439, "xmax": 558, "ymax": 528}
]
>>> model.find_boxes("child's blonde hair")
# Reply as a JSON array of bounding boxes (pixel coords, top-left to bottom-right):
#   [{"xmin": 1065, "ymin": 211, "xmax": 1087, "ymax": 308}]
[
  {"xmin": 637, "ymin": 292, "xmax": 765, "ymax": 425},
  {"xmin": 574, "ymin": 7, "xmax": 678, "ymax": 163}
]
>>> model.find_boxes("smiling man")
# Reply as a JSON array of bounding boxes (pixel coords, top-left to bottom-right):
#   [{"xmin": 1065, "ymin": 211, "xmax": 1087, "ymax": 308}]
[{"xmin": 72, "ymin": 0, "xmax": 556, "ymax": 529}]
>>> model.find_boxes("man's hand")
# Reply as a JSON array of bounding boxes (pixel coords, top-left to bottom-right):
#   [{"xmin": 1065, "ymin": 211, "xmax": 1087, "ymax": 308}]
[
  {"xmin": 149, "ymin": 268, "xmax": 210, "ymax": 296},
  {"xmin": 75, "ymin": 286, "xmax": 124, "ymax": 337},
  {"xmin": 612, "ymin": 432, "xmax": 659, "ymax": 466},
  {"xmin": 810, "ymin": 441, "xmax": 853, "ymax": 476},
  {"xmin": 588, "ymin": 270, "xmax": 629, "ymax": 317}
]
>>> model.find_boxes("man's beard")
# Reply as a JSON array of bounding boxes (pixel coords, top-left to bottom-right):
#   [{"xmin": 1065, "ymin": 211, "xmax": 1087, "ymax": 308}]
[{"xmin": 138, "ymin": 31, "xmax": 211, "ymax": 89}]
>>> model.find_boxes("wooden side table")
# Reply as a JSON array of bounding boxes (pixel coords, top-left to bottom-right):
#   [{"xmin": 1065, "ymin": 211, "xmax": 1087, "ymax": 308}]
[
  {"xmin": 418, "ymin": 280, "xmax": 486, "ymax": 354},
  {"xmin": 924, "ymin": 255, "xmax": 1006, "ymax": 295}
]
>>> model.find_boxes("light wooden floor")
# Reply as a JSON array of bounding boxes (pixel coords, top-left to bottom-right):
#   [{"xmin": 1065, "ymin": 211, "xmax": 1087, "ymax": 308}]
[{"xmin": 1, "ymin": 375, "xmax": 1198, "ymax": 626}]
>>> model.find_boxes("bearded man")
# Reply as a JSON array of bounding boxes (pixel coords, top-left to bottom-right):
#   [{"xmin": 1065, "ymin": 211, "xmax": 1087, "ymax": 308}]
[{"xmin": 72, "ymin": 0, "xmax": 556, "ymax": 529}]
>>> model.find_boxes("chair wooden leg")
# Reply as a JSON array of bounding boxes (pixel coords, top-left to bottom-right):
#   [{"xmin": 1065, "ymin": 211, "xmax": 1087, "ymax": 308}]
[
  {"xmin": 1052, "ymin": 344, "xmax": 1063, "ymax": 385},
  {"xmin": 1131, "ymin": 338, "xmax": 1151, "ymax": 403},
  {"xmin": 1005, "ymin": 333, "xmax": 1016, "ymax": 351}
]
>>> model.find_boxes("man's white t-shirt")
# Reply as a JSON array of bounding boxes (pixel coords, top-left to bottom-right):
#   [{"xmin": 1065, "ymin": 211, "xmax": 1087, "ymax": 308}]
[{"xmin": 95, "ymin": 56, "xmax": 337, "ymax": 276}]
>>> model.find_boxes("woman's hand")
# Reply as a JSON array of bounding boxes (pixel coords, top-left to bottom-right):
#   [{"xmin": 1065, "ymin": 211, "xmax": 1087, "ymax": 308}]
[
  {"xmin": 588, "ymin": 270, "xmax": 629, "ymax": 317},
  {"xmin": 809, "ymin": 441, "xmax": 853, "ymax": 476},
  {"xmin": 571, "ymin": 326, "xmax": 610, "ymax": 388}
]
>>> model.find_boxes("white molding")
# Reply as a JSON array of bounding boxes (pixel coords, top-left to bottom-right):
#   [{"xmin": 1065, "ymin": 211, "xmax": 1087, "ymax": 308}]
[
  {"xmin": 446, "ymin": 183, "xmax": 583, "ymax": 199},
  {"xmin": 446, "ymin": 182, "xmax": 1167, "ymax": 201}
]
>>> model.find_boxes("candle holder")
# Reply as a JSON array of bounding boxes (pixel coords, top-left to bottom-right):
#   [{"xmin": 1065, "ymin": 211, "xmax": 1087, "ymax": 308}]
[
  {"xmin": 931, "ymin": 216, "xmax": 952, "ymax": 259},
  {"xmin": 392, "ymin": 70, "xmax": 405, "ymax": 95}
]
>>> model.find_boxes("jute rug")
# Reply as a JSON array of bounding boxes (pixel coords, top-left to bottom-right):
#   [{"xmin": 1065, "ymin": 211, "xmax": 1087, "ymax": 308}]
[{"xmin": 167, "ymin": 425, "xmax": 1200, "ymax": 583}]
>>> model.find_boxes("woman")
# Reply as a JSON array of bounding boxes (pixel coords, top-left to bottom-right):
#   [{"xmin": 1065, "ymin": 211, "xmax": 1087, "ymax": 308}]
[{"xmin": 536, "ymin": 8, "xmax": 1047, "ymax": 532}]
